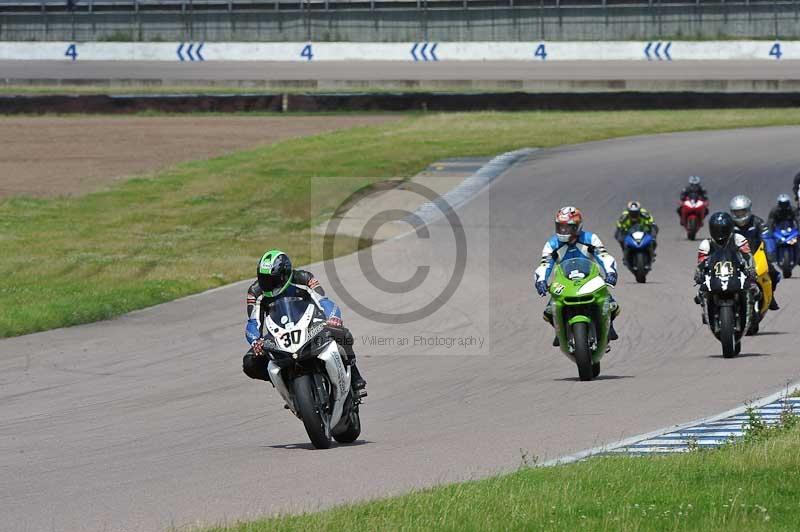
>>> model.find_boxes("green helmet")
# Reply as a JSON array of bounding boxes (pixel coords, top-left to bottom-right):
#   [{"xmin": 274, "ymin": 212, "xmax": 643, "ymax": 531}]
[{"xmin": 256, "ymin": 250, "xmax": 293, "ymax": 297}]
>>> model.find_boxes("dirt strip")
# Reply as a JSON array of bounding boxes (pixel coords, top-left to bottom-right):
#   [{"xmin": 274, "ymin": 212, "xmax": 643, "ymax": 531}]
[{"xmin": 0, "ymin": 115, "xmax": 401, "ymax": 198}]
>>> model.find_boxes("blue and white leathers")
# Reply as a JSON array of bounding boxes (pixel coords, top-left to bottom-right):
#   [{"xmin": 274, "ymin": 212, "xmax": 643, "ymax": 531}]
[{"xmin": 534, "ymin": 231, "xmax": 618, "ymax": 286}]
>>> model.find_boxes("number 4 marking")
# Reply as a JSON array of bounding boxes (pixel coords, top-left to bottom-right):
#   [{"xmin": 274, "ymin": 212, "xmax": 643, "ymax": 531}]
[
  {"xmin": 770, "ymin": 43, "xmax": 782, "ymax": 60},
  {"xmin": 535, "ymin": 43, "xmax": 547, "ymax": 61},
  {"xmin": 301, "ymin": 44, "xmax": 313, "ymax": 61},
  {"xmin": 65, "ymin": 43, "xmax": 78, "ymax": 61}
]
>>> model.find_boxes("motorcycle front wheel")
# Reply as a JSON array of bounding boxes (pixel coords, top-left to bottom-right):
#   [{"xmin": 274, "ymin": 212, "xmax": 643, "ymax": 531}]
[
  {"xmin": 782, "ymin": 252, "xmax": 793, "ymax": 279},
  {"xmin": 719, "ymin": 306, "xmax": 737, "ymax": 358},
  {"xmin": 687, "ymin": 217, "xmax": 698, "ymax": 240},
  {"xmin": 634, "ymin": 252, "xmax": 647, "ymax": 284},
  {"xmin": 294, "ymin": 374, "xmax": 332, "ymax": 449},
  {"xmin": 572, "ymin": 322, "xmax": 594, "ymax": 381}
]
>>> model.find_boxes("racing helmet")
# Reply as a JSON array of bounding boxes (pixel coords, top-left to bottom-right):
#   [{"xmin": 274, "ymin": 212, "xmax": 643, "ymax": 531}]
[
  {"xmin": 729, "ymin": 195, "xmax": 753, "ymax": 227},
  {"xmin": 688, "ymin": 175, "xmax": 701, "ymax": 186},
  {"xmin": 708, "ymin": 212, "xmax": 734, "ymax": 246},
  {"xmin": 257, "ymin": 249, "xmax": 293, "ymax": 297},
  {"xmin": 777, "ymin": 193, "xmax": 792, "ymax": 210},
  {"xmin": 554, "ymin": 206, "xmax": 583, "ymax": 243},
  {"xmin": 627, "ymin": 200, "xmax": 642, "ymax": 222}
]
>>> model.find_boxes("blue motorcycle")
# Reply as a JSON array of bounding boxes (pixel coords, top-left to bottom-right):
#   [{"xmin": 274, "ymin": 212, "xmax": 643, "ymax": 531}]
[
  {"xmin": 774, "ymin": 220, "xmax": 799, "ymax": 278},
  {"xmin": 623, "ymin": 224, "xmax": 655, "ymax": 283}
]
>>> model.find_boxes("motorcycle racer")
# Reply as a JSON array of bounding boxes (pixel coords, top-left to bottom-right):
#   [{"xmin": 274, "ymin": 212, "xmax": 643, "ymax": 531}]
[
  {"xmin": 768, "ymin": 194, "xmax": 799, "ymax": 229},
  {"xmin": 614, "ymin": 200, "xmax": 659, "ymax": 252},
  {"xmin": 729, "ymin": 195, "xmax": 781, "ymax": 310},
  {"xmin": 693, "ymin": 212, "xmax": 757, "ymax": 320},
  {"xmin": 243, "ymin": 249, "xmax": 367, "ymax": 395},
  {"xmin": 534, "ymin": 206, "xmax": 620, "ymax": 346},
  {"xmin": 793, "ymin": 171, "xmax": 800, "ymax": 207}
]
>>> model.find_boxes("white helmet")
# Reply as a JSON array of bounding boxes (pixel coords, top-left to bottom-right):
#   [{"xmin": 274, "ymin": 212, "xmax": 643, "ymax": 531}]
[
  {"xmin": 778, "ymin": 194, "xmax": 792, "ymax": 210},
  {"xmin": 729, "ymin": 195, "xmax": 752, "ymax": 227},
  {"xmin": 688, "ymin": 175, "xmax": 701, "ymax": 186}
]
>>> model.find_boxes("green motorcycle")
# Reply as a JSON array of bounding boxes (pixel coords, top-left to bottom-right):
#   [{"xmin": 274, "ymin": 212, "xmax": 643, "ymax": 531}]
[{"xmin": 549, "ymin": 257, "xmax": 613, "ymax": 381}]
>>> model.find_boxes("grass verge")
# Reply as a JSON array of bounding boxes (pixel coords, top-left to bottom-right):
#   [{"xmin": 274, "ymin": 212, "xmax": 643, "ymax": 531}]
[
  {"xmin": 4, "ymin": 109, "xmax": 800, "ymax": 338},
  {"xmin": 208, "ymin": 405, "xmax": 800, "ymax": 531}
]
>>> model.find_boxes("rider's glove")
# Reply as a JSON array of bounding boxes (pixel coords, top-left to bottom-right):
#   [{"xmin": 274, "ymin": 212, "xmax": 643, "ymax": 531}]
[
  {"xmin": 251, "ymin": 338, "xmax": 265, "ymax": 356},
  {"xmin": 535, "ymin": 280, "xmax": 548, "ymax": 297},
  {"xmin": 693, "ymin": 270, "xmax": 705, "ymax": 285},
  {"xmin": 326, "ymin": 316, "xmax": 343, "ymax": 329},
  {"xmin": 605, "ymin": 272, "xmax": 618, "ymax": 286}
]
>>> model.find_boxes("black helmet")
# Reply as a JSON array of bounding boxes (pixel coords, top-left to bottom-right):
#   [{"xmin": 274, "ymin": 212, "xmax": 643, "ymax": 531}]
[
  {"xmin": 708, "ymin": 212, "xmax": 734, "ymax": 246},
  {"xmin": 256, "ymin": 249, "xmax": 293, "ymax": 297}
]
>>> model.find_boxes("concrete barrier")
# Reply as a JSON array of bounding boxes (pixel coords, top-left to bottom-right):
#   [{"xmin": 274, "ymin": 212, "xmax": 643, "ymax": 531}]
[{"xmin": 0, "ymin": 40, "xmax": 797, "ymax": 61}]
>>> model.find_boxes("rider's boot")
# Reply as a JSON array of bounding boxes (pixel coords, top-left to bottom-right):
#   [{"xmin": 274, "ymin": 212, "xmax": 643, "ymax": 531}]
[
  {"xmin": 335, "ymin": 328, "xmax": 367, "ymax": 396},
  {"xmin": 544, "ymin": 310, "xmax": 559, "ymax": 346},
  {"xmin": 769, "ymin": 296, "xmax": 780, "ymax": 311},
  {"xmin": 344, "ymin": 349, "xmax": 367, "ymax": 397},
  {"xmin": 608, "ymin": 321, "xmax": 619, "ymax": 341},
  {"xmin": 350, "ymin": 362, "xmax": 367, "ymax": 397},
  {"xmin": 608, "ymin": 300, "xmax": 620, "ymax": 341}
]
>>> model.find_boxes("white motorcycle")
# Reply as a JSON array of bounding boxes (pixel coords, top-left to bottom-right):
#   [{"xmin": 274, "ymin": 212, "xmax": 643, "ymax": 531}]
[{"xmin": 262, "ymin": 290, "xmax": 361, "ymax": 449}]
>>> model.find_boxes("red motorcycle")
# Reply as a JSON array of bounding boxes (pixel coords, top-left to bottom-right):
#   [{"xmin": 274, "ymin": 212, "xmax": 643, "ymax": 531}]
[{"xmin": 679, "ymin": 195, "xmax": 709, "ymax": 240}]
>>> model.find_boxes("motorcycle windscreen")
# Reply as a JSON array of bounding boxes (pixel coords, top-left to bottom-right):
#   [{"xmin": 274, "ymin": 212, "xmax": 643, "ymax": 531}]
[
  {"xmin": 559, "ymin": 257, "xmax": 595, "ymax": 281},
  {"xmin": 267, "ymin": 297, "xmax": 316, "ymax": 329}
]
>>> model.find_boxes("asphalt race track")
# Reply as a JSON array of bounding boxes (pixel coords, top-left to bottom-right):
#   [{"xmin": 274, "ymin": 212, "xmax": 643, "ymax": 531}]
[
  {"xmin": 2, "ymin": 127, "xmax": 800, "ymax": 531},
  {"xmin": 4, "ymin": 60, "xmax": 800, "ymax": 81}
]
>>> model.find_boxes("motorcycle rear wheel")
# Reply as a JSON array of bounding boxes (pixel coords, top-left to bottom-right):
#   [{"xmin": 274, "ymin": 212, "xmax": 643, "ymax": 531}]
[
  {"xmin": 294, "ymin": 374, "xmax": 332, "ymax": 449},
  {"xmin": 333, "ymin": 395, "xmax": 361, "ymax": 444},
  {"xmin": 572, "ymin": 322, "xmax": 594, "ymax": 381},
  {"xmin": 719, "ymin": 306, "xmax": 737, "ymax": 358}
]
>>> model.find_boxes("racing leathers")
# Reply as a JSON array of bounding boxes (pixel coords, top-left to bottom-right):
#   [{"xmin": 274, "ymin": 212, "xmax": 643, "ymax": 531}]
[
  {"xmin": 614, "ymin": 208, "xmax": 659, "ymax": 251},
  {"xmin": 733, "ymin": 214, "xmax": 780, "ymax": 308},
  {"xmin": 242, "ymin": 269, "xmax": 367, "ymax": 393},
  {"xmin": 767, "ymin": 205, "xmax": 799, "ymax": 230},
  {"xmin": 793, "ymin": 172, "xmax": 800, "ymax": 206},
  {"xmin": 534, "ymin": 231, "xmax": 620, "ymax": 343}
]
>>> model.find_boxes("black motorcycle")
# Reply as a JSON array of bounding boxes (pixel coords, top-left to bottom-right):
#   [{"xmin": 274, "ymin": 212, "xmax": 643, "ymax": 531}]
[{"xmin": 698, "ymin": 247, "xmax": 755, "ymax": 358}]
